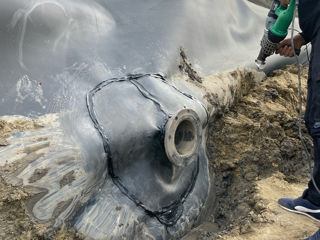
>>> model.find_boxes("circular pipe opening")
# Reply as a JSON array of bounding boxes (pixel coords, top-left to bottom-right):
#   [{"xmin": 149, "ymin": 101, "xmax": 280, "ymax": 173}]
[
  {"xmin": 174, "ymin": 120, "xmax": 196, "ymax": 156},
  {"xmin": 164, "ymin": 109, "xmax": 201, "ymax": 167}
]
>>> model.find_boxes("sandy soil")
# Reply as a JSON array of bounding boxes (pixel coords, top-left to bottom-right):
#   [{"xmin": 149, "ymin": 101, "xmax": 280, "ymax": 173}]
[
  {"xmin": 184, "ymin": 174, "xmax": 319, "ymax": 240},
  {"xmin": 222, "ymin": 173, "xmax": 319, "ymax": 240},
  {"xmin": 183, "ymin": 65, "xmax": 319, "ymax": 240}
]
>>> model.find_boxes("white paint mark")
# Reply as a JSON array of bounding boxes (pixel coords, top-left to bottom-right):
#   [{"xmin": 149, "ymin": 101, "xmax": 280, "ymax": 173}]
[
  {"xmin": 16, "ymin": 75, "xmax": 45, "ymax": 107},
  {"xmin": 10, "ymin": 1, "xmax": 68, "ymax": 70}
]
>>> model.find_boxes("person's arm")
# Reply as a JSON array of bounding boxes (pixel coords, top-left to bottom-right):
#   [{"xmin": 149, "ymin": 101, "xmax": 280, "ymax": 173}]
[{"xmin": 275, "ymin": 34, "xmax": 306, "ymax": 57}]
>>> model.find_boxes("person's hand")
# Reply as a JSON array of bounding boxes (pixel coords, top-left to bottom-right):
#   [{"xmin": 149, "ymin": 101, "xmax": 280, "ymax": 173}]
[
  {"xmin": 276, "ymin": 34, "xmax": 306, "ymax": 57},
  {"xmin": 280, "ymin": 0, "xmax": 290, "ymax": 7}
]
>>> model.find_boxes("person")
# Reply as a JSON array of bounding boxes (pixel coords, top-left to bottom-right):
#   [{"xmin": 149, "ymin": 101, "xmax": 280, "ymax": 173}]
[{"xmin": 275, "ymin": 0, "xmax": 320, "ymax": 239}]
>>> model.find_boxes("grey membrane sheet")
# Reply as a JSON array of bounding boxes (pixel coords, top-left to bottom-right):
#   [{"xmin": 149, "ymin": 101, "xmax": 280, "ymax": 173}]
[{"xmin": 0, "ymin": 0, "xmax": 306, "ymax": 239}]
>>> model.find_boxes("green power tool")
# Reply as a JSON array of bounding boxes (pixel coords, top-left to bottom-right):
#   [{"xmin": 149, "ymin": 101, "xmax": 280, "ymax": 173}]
[{"xmin": 255, "ymin": 0, "xmax": 297, "ymax": 68}]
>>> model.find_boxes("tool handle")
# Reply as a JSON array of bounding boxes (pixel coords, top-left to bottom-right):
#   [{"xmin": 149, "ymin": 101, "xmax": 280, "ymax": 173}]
[{"xmin": 270, "ymin": 0, "xmax": 296, "ymax": 37}]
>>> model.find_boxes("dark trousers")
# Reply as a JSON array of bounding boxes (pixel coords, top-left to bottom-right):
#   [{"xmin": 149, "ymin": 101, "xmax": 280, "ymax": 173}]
[{"xmin": 305, "ymin": 29, "xmax": 320, "ymax": 206}]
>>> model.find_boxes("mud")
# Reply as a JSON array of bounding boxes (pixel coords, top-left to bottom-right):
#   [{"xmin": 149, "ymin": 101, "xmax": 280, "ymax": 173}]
[
  {"xmin": 179, "ymin": 48, "xmax": 203, "ymax": 83},
  {"xmin": 0, "ymin": 65, "xmax": 315, "ymax": 240},
  {"xmin": 59, "ymin": 171, "xmax": 76, "ymax": 189},
  {"xmin": 28, "ymin": 168, "xmax": 49, "ymax": 184}
]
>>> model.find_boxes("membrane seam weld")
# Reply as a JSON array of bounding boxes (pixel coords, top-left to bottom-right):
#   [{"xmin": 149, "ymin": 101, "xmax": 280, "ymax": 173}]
[{"xmin": 86, "ymin": 73, "xmax": 207, "ymax": 226}]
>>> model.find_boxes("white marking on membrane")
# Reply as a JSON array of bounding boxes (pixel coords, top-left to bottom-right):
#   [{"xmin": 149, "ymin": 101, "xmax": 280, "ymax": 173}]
[{"xmin": 11, "ymin": 1, "xmax": 68, "ymax": 70}]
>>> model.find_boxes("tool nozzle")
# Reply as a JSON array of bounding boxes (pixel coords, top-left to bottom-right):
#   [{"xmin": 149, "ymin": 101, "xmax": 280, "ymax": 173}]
[
  {"xmin": 255, "ymin": 59, "xmax": 265, "ymax": 70},
  {"xmin": 255, "ymin": 48, "xmax": 267, "ymax": 69}
]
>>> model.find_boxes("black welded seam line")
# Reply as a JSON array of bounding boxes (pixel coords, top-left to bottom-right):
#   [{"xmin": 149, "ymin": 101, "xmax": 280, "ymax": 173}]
[
  {"xmin": 151, "ymin": 74, "xmax": 210, "ymax": 125},
  {"xmin": 86, "ymin": 77, "xmax": 131, "ymax": 179},
  {"xmin": 157, "ymin": 158, "xmax": 200, "ymax": 213},
  {"xmin": 86, "ymin": 79, "xmax": 153, "ymax": 212},
  {"xmin": 142, "ymin": 73, "xmax": 209, "ymax": 123},
  {"xmin": 86, "ymin": 74, "xmax": 201, "ymax": 225},
  {"xmin": 167, "ymin": 82, "xmax": 210, "ymax": 125},
  {"xmin": 129, "ymin": 80, "xmax": 169, "ymax": 117},
  {"xmin": 86, "ymin": 77, "xmax": 129, "ymax": 146},
  {"xmin": 86, "ymin": 75, "xmax": 199, "ymax": 219},
  {"xmin": 87, "ymin": 83, "xmax": 177, "ymax": 225},
  {"xmin": 88, "ymin": 78, "xmax": 199, "ymax": 214},
  {"xmin": 87, "ymin": 90, "xmax": 197, "ymax": 225},
  {"xmin": 155, "ymin": 158, "xmax": 200, "ymax": 226},
  {"xmin": 87, "ymin": 96, "xmax": 149, "ymax": 221}
]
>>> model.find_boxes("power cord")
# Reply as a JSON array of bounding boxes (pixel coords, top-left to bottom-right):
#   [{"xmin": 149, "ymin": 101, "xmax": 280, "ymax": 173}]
[
  {"xmin": 306, "ymin": 43, "xmax": 311, "ymax": 63},
  {"xmin": 291, "ymin": 0, "xmax": 320, "ymax": 194}
]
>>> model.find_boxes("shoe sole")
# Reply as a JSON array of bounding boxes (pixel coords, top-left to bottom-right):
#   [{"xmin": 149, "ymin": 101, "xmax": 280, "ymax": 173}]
[{"xmin": 279, "ymin": 204, "xmax": 320, "ymax": 223}]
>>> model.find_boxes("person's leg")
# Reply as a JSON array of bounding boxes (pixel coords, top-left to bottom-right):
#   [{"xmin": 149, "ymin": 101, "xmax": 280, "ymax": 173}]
[
  {"xmin": 304, "ymin": 30, "xmax": 320, "ymax": 205},
  {"xmin": 278, "ymin": 30, "xmax": 320, "ymax": 221},
  {"xmin": 307, "ymin": 29, "xmax": 320, "ymax": 138},
  {"xmin": 306, "ymin": 138, "xmax": 320, "ymax": 205},
  {"xmin": 304, "ymin": 59, "xmax": 312, "ymax": 135}
]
